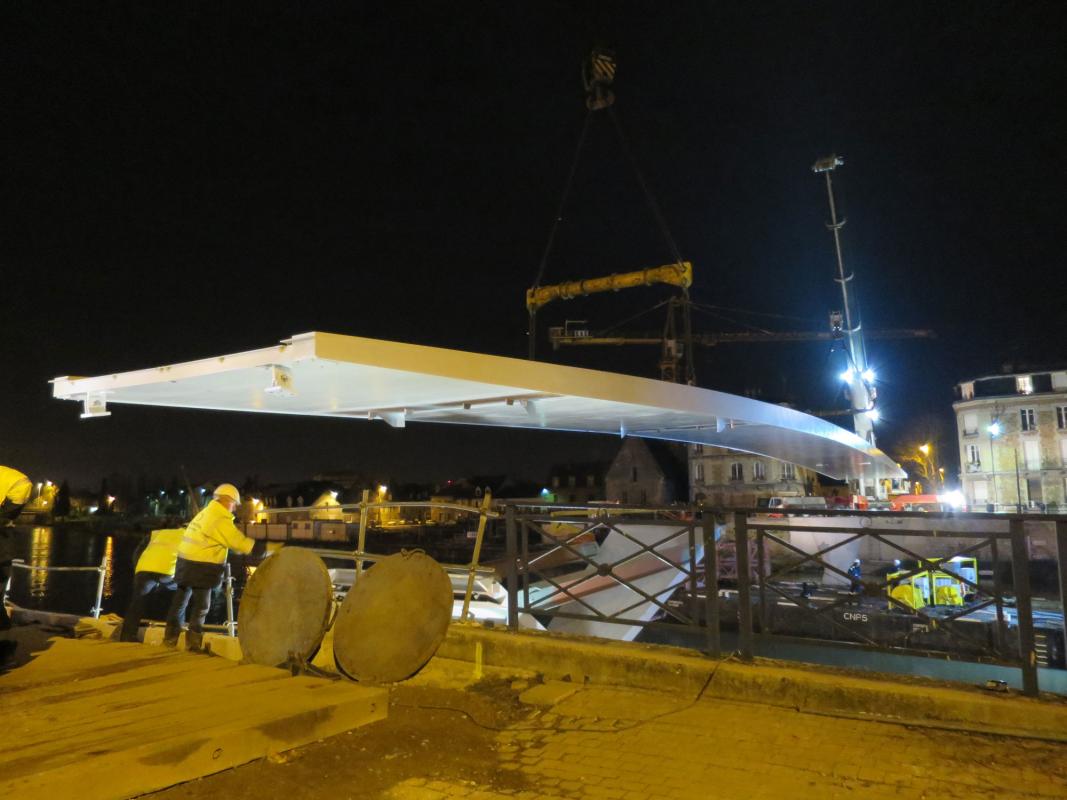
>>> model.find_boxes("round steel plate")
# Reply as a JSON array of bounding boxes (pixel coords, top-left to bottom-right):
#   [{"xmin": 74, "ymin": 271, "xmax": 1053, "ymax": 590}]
[
  {"xmin": 237, "ymin": 547, "xmax": 334, "ymax": 667},
  {"xmin": 332, "ymin": 551, "xmax": 453, "ymax": 683}
]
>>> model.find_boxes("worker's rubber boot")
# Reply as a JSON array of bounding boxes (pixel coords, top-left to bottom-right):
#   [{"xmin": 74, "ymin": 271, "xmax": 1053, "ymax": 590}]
[
  {"xmin": 162, "ymin": 623, "xmax": 181, "ymax": 648},
  {"xmin": 185, "ymin": 629, "xmax": 204, "ymax": 653}
]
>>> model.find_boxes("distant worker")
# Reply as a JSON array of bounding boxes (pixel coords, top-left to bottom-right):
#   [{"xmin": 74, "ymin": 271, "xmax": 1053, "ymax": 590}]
[
  {"xmin": 164, "ymin": 484, "xmax": 256, "ymax": 652},
  {"xmin": 119, "ymin": 528, "xmax": 183, "ymax": 642},
  {"xmin": 847, "ymin": 558, "xmax": 863, "ymax": 593},
  {"xmin": 1, "ymin": 466, "xmax": 33, "ymax": 632}
]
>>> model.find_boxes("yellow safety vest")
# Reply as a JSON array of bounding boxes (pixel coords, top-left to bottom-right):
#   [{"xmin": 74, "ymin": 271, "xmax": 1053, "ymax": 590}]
[
  {"xmin": 0, "ymin": 466, "xmax": 32, "ymax": 505},
  {"xmin": 178, "ymin": 499, "xmax": 255, "ymax": 565},
  {"xmin": 135, "ymin": 528, "xmax": 184, "ymax": 577}
]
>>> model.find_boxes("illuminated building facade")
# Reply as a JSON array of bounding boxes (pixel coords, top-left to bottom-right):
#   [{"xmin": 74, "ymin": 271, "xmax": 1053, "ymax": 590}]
[{"xmin": 954, "ymin": 368, "xmax": 1067, "ymax": 511}]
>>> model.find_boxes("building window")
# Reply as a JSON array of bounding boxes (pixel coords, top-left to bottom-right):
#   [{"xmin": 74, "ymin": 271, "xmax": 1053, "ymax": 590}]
[
  {"xmin": 1016, "ymin": 375, "xmax": 1034, "ymax": 395},
  {"xmin": 960, "ymin": 382, "xmax": 974, "ymax": 400},
  {"xmin": 966, "ymin": 444, "xmax": 981, "ymax": 467},
  {"xmin": 753, "ymin": 461, "xmax": 766, "ymax": 481},
  {"xmin": 586, "ymin": 474, "xmax": 595, "ymax": 488},
  {"xmin": 552, "ymin": 476, "xmax": 560, "ymax": 488},
  {"xmin": 962, "ymin": 412, "xmax": 978, "ymax": 436},
  {"xmin": 781, "ymin": 462, "xmax": 796, "ymax": 480},
  {"xmin": 631, "ymin": 467, "xmax": 638, "ymax": 483},
  {"xmin": 972, "ymin": 480, "xmax": 988, "ymax": 504},
  {"xmin": 568, "ymin": 475, "xmax": 576, "ymax": 488},
  {"xmin": 694, "ymin": 462, "xmax": 705, "ymax": 483},
  {"xmin": 1024, "ymin": 440, "xmax": 1041, "ymax": 471},
  {"xmin": 1060, "ymin": 438, "xmax": 1067, "ymax": 465},
  {"xmin": 730, "ymin": 462, "xmax": 743, "ymax": 481},
  {"xmin": 693, "ymin": 444, "xmax": 703, "ymax": 455},
  {"xmin": 1057, "ymin": 406, "xmax": 1067, "ymax": 430},
  {"xmin": 1020, "ymin": 408, "xmax": 1036, "ymax": 432}
]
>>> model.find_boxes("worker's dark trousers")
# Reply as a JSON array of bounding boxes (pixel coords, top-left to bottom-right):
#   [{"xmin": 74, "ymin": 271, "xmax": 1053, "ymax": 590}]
[
  {"xmin": 164, "ymin": 586, "xmax": 213, "ymax": 651},
  {"xmin": 119, "ymin": 571, "xmax": 174, "ymax": 642}
]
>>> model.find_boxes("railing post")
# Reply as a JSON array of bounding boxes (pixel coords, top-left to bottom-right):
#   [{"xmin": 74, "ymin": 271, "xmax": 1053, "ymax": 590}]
[
  {"xmin": 1009, "ymin": 518, "xmax": 1038, "ymax": 696},
  {"xmin": 734, "ymin": 511, "xmax": 754, "ymax": 661},
  {"xmin": 687, "ymin": 518, "xmax": 699, "ymax": 634},
  {"xmin": 990, "ymin": 536, "xmax": 1006, "ymax": 657},
  {"xmin": 355, "ymin": 489, "xmax": 370, "ymax": 577},
  {"xmin": 224, "ymin": 562, "xmax": 236, "ymax": 637},
  {"xmin": 701, "ymin": 511, "xmax": 720, "ymax": 659},
  {"xmin": 505, "ymin": 505, "xmax": 519, "ymax": 631},
  {"xmin": 91, "ymin": 553, "xmax": 107, "ymax": 619},
  {"xmin": 461, "ymin": 492, "xmax": 493, "ymax": 621},
  {"xmin": 1056, "ymin": 520, "xmax": 1067, "ymax": 672},
  {"xmin": 755, "ymin": 529, "xmax": 768, "ymax": 634}
]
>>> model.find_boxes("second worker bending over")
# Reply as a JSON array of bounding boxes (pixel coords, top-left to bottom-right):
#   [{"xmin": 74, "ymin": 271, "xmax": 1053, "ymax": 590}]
[{"xmin": 164, "ymin": 483, "xmax": 255, "ymax": 652}]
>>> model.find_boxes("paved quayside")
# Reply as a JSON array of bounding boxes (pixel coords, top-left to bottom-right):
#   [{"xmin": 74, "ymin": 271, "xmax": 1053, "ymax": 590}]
[
  {"xmin": 149, "ymin": 629, "xmax": 1067, "ymax": 800},
  {"xmin": 0, "ymin": 637, "xmax": 386, "ymax": 799}
]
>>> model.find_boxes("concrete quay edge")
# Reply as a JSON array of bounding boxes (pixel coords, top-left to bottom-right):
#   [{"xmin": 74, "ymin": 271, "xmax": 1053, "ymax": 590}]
[
  {"xmin": 440, "ymin": 623, "xmax": 1067, "ymax": 742},
  {"xmin": 71, "ymin": 614, "xmax": 1067, "ymax": 741}
]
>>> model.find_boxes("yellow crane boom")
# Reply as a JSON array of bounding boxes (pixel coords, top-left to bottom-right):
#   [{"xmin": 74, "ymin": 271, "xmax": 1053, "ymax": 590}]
[{"xmin": 526, "ymin": 261, "xmax": 692, "ymax": 313}]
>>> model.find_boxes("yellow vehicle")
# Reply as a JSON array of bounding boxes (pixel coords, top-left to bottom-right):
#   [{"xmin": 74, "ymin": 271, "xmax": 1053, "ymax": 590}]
[{"xmin": 886, "ymin": 557, "xmax": 976, "ymax": 610}]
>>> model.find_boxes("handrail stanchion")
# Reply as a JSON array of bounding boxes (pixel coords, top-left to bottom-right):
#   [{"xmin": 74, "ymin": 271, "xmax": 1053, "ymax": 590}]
[
  {"xmin": 701, "ymin": 512, "xmax": 720, "ymax": 658},
  {"xmin": 224, "ymin": 562, "xmax": 236, "ymax": 637},
  {"xmin": 734, "ymin": 511, "xmax": 754, "ymax": 661},
  {"xmin": 505, "ymin": 505, "xmax": 519, "ymax": 631},
  {"xmin": 355, "ymin": 489, "xmax": 370, "ymax": 578},
  {"xmin": 2, "ymin": 558, "xmax": 20, "ymax": 609},
  {"xmin": 461, "ymin": 492, "xmax": 493, "ymax": 621},
  {"xmin": 1009, "ymin": 518, "xmax": 1038, "ymax": 696},
  {"xmin": 92, "ymin": 553, "xmax": 107, "ymax": 619}
]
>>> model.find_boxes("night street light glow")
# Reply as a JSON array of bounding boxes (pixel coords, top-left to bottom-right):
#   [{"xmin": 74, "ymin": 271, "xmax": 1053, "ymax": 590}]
[{"xmin": 988, "ymin": 421, "xmax": 1002, "ymax": 437}]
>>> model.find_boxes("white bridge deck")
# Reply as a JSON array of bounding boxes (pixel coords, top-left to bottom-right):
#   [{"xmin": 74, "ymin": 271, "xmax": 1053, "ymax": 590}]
[{"xmin": 51, "ymin": 331, "xmax": 902, "ymax": 481}]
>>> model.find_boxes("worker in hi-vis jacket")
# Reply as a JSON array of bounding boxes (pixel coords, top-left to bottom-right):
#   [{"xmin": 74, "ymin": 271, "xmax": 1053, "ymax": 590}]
[
  {"xmin": 120, "ymin": 528, "xmax": 183, "ymax": 642},
  {"xmin": 1, "ymin": 465, "xmax": 33, "ymax": 632},
  {"xmin": 164, "ymin": 483, "xmax": 255, "ymax": 651}
]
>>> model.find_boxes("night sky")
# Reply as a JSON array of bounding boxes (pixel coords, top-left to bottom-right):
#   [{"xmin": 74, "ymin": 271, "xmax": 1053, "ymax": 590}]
[{"xmin": 3, "ymin": 2, "xmax": 1065, "ymax": 490}]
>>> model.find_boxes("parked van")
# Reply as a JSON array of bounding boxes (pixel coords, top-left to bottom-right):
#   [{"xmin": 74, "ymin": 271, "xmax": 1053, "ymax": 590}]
[{"xmin": 889, "ymin": 494, "xmax": 950, "ymax": 513}]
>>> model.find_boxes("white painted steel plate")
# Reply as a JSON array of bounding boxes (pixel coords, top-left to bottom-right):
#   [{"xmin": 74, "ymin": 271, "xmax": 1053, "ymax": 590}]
[
  {"xmin": 332, "ymin": 551, "xmax": 453, "ymax": 683},
  {"xmin": 50, "ymin": 331, "xmax": 903, "ymax": 480},
  {"xmin": 237, "ymin": 547, "xmax": 334, "ymax": 667}
]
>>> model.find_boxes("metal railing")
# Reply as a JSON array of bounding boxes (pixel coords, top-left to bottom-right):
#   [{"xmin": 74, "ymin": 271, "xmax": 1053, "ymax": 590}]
[
  {"xmin": 266, "ymin": 490, "xmax": 498, "ymax": 620},
  {"xmin": 503, "ymin": 504, "xmax": 717, "ymax": 652},
  {"xmin": 2, "ymin": 555, "xmax": 109, "ymax": 619},
  {"xmin": 500, "ymin": 504, "xmax": 1067, "ymax": 698}
]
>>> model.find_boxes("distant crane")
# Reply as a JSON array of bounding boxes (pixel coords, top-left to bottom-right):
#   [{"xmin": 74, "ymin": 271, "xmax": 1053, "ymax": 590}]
[{"xmin": 528, "ymin": 263, "xmax": 695, "ymax": 383}]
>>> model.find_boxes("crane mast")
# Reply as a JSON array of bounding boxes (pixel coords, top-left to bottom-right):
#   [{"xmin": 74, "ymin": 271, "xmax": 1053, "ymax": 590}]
[{"xmin": 812, "ymin": 155, "xmax": 878, "ymax": 447}]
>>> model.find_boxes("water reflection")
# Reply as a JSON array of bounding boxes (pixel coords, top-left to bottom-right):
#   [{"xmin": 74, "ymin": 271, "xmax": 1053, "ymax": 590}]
[
  {"xmin": 30, "ymin": 527, "xmax": 52, "ymax": 599},
  {"xmin": 103, "ymin": 536, "xmax": 114, "ymax": 599}
]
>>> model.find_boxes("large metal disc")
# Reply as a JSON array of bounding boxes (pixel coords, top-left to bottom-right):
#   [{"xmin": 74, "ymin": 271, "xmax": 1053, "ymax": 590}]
[
  {"xmin": 237, "ymin": 547, "xmax": 334, "ymax": 667},
  {"xmin": 333, "ymin": 551, "xmax": 453, "ymax": 683}
]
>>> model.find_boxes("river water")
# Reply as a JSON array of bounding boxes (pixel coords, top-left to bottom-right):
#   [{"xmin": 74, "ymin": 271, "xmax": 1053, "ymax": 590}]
[{"xmin": 3, "ymin": 525, "xmax": 246, "ymax": 625}]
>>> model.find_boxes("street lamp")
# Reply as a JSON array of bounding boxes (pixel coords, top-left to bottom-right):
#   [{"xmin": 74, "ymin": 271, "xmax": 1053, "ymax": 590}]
[{"xmin": 987, "ymin": 421, "xmax": 1000, "ymax": 511}]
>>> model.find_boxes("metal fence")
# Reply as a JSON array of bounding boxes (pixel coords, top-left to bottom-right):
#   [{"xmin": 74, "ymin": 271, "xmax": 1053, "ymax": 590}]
[
  {"xmin": 501, "ymin": 504, "xmax": 1067, "ymax": 698},
  {"xmin": 2, "ymin": 555, "xmax": 109, "ymax": 618}
]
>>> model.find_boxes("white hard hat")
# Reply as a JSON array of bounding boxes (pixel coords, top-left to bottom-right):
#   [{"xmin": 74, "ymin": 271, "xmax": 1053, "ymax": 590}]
[{"xmin": 213, "ymin": 483, "xmax": 241, "ymax": 504}]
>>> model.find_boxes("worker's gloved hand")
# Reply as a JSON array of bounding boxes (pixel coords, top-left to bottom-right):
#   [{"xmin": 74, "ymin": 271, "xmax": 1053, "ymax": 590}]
[{"xmin": 250, "ymin": 539, "xmax": 268, "ymax": 560}]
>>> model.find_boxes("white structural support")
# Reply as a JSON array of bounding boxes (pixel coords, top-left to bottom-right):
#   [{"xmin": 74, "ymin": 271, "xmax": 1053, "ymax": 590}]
[{"xmin": 50, "ymin": 331, "xmax": 904, "ymax": 482}]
